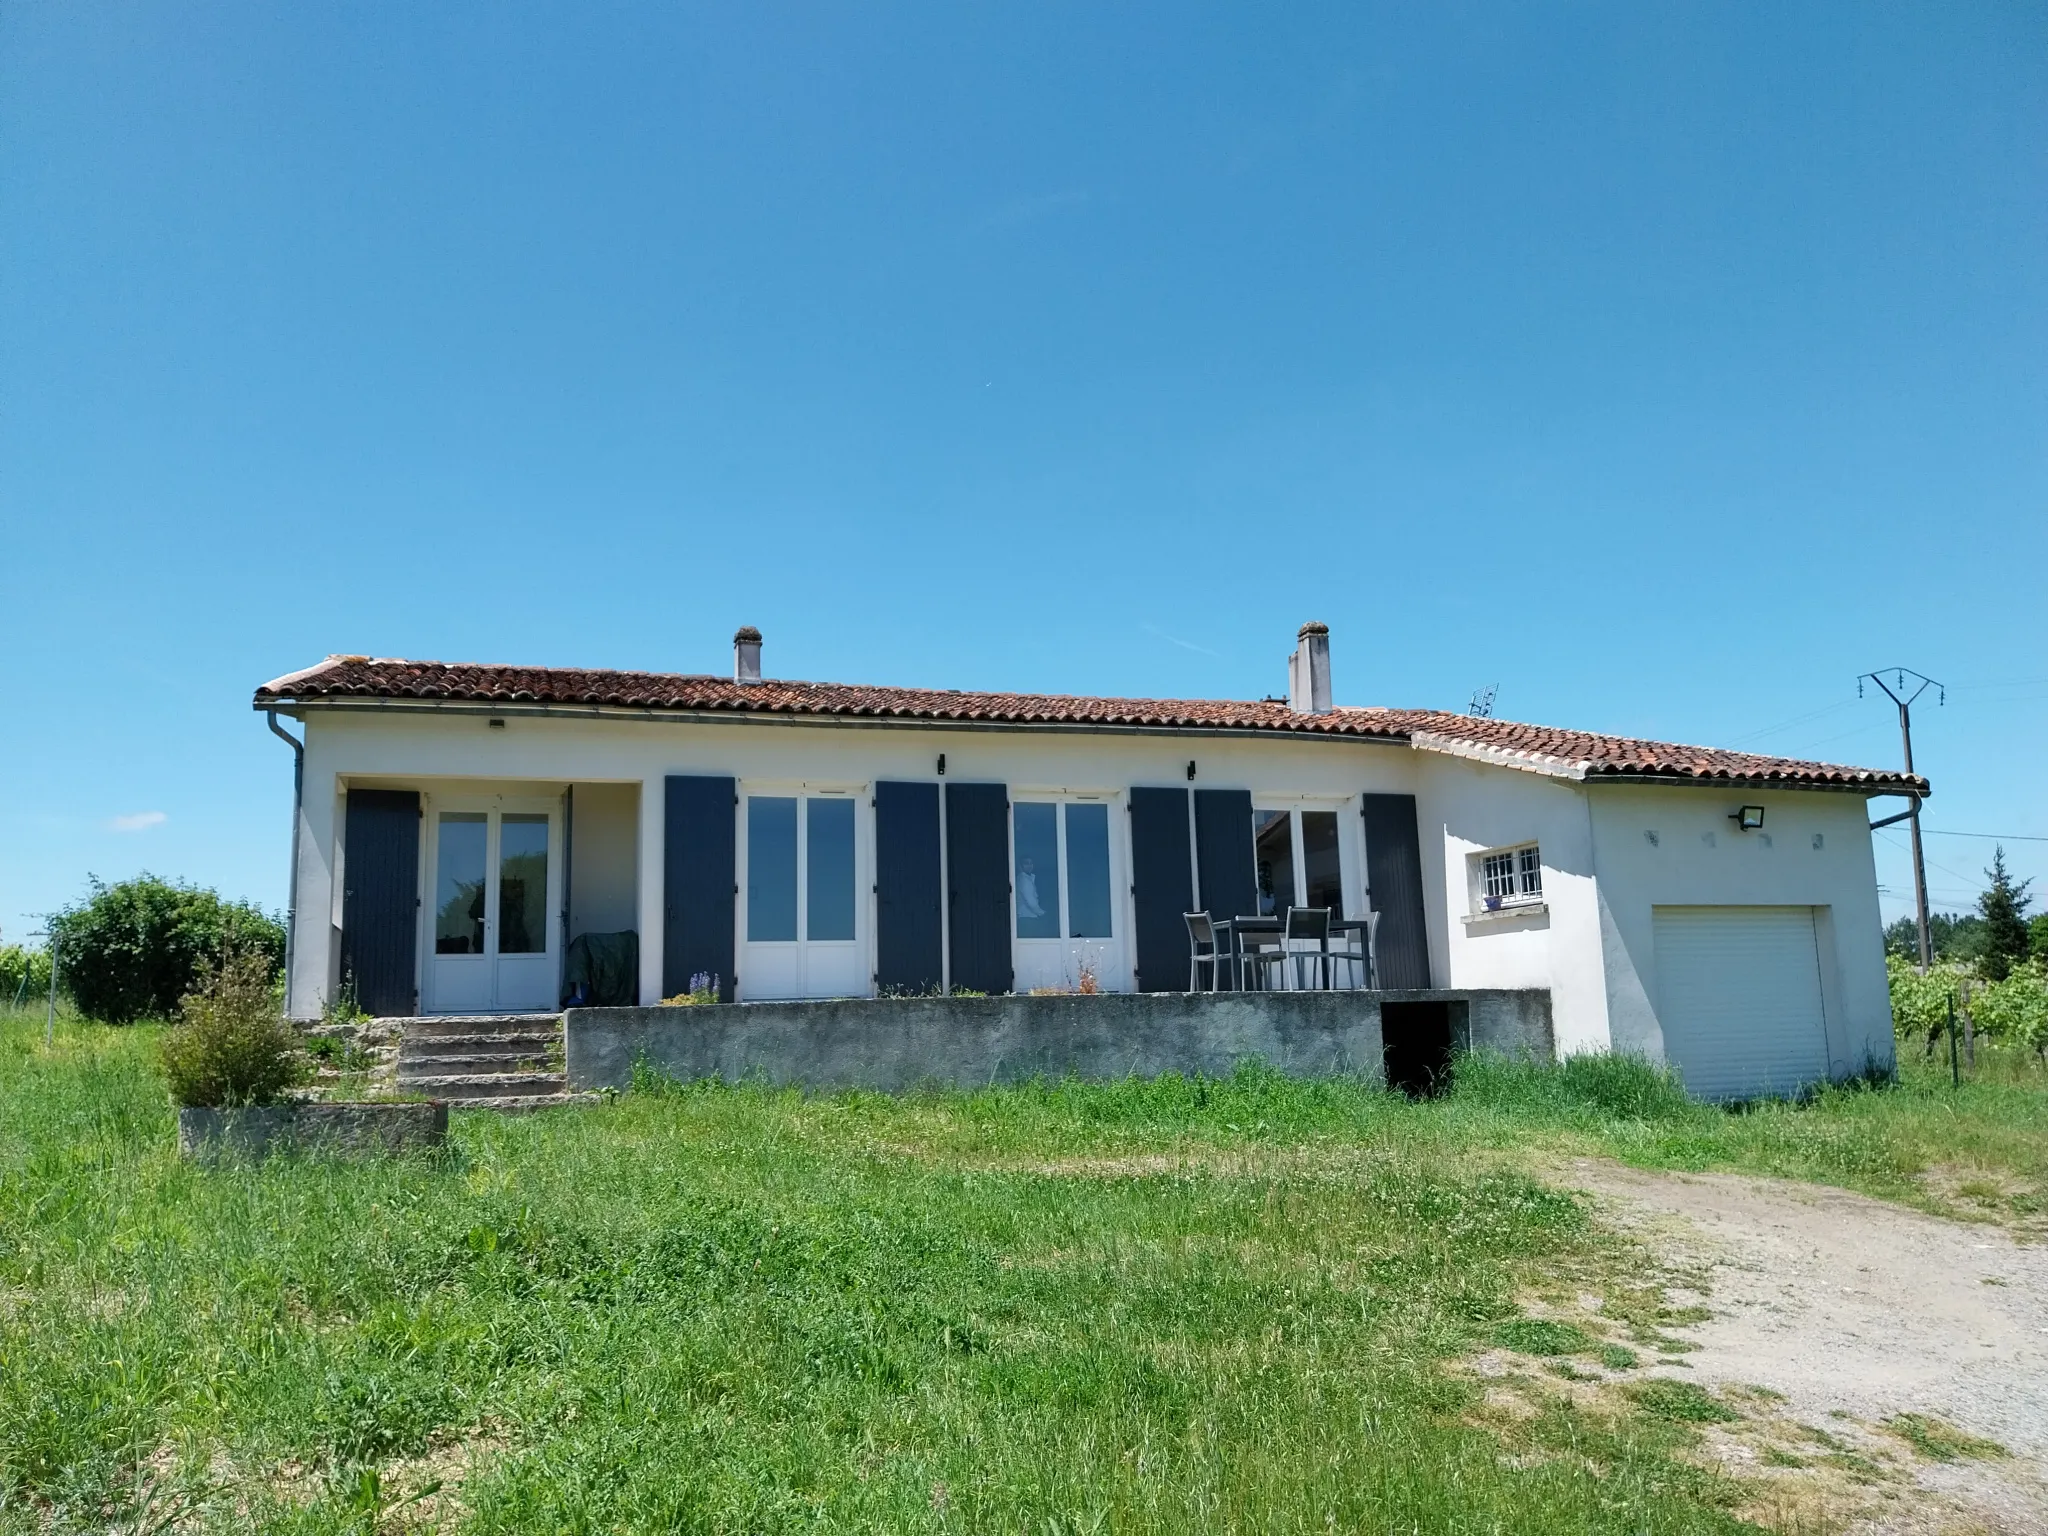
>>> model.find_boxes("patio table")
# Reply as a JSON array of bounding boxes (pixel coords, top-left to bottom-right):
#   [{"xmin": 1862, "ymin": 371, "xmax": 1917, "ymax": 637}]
[{"xmin": 1211, "ymin": 915, "xmax": 1373, "ymax": 990}]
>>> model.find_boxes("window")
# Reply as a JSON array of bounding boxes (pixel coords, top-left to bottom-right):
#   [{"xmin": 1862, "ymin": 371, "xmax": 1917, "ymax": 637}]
[
  {"xmin": 1476, "ymin": 843, "xmax": 1543, "ymax": 911},
  {"xmin": 1254, "ymin": 807, "xmax": 1346, "ymax": 916},
  {"xmin": 1013, "ymin": 800, "xmax": 1115, "ymax": 940}
]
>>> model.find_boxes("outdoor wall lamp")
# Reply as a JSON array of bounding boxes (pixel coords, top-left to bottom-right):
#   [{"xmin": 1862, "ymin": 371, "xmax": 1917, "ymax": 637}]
[{"xmin": 1730, "ymin": 805, "xmax": 1766, "ymax": 831}]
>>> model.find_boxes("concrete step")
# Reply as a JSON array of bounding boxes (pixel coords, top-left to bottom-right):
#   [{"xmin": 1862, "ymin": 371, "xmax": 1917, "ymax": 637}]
[
  {"xmin": 397, "ymin": 1052, "xmax": 557, "ymax": 1077},
  {"xmin": 398, "ymin": 1071, "xmax": 567, "ymax": 1101},
  {"xmin": 391, "ymin": 1014, "xmax": 562, "ymax": 1041},
  {"xmin": 399, "ymin": 1031, "xmax": 562, "ymax": 1054}
]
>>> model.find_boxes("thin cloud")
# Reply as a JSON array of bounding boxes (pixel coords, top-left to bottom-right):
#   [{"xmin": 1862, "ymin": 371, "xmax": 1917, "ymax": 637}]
[
  {"xmin": 1142, "ymin": 623, "xmax": 1220, "ymax": 658},
  {"xmin": 107, "ymin": 811, "xmax": 167, "ymax": 833}
]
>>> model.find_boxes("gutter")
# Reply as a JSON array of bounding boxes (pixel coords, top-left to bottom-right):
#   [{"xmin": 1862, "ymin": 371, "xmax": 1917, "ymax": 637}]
[
  {"xmin": 265, "ymin": 709, "xmax": 306, "ymax": 1012},
  {"xmin": 248, "ymin": 694, "xmax": 1415, "ymax": 748}
]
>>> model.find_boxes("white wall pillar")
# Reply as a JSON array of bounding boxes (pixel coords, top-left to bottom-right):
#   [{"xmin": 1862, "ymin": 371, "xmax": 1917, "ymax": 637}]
[
  {"xmin": 637, "ymin": 777, "xmax": 665, "ymax": 1004},
  {"xmin": 289, "ymin": 772, "xmax": 338, "ymax": 1020}
]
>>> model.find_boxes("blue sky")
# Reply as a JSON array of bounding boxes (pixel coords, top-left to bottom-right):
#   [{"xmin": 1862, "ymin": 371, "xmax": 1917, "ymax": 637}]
[{"xmin": 2, "ymin": 2, "xmax": 2043, "ymax": 947}]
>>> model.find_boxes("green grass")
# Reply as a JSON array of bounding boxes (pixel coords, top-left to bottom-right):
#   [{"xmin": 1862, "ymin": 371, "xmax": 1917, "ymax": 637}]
[
  {"xmin": 1883, "ymin": 1413, "xmax": 2009, "ymax": 1463},
  {"xmin": 2, "ymin": 1009, "xmax": 2042, "ymax": 1534}
]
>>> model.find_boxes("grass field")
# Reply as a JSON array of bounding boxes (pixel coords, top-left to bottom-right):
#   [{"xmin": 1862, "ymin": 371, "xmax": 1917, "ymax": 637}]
[{"xmin": 2, "ymin": 1007, "xmax": 2042, "ymax": 1534}]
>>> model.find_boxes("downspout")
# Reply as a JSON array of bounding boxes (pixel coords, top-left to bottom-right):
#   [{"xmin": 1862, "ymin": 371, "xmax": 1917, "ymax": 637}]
[{"xmin": 266, "ymin": 709, "xmax": 305, "ymax": 1017}]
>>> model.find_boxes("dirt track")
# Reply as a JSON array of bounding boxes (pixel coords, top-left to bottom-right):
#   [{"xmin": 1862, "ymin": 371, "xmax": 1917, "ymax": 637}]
[{"xmin": 1563, "ymin": 1160, "xmax": 2048, "ymax": 1534}]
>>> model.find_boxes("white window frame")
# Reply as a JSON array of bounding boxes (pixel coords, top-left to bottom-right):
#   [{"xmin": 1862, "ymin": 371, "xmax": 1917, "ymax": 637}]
[
  {"xmin": 735, "ymin": 779, "xmax": 871, "ymax": 1000},
  {"xmin": 1469, "ymin": 841, "xmax": 1543, "ymax": 914},
  {"xmin": 1249, "ymin": 797, "xmax": 1363, "ymax": 918},
  {"xmin": 1008, "ymin": 787, "xmax": 1130, "ymax": 993}
]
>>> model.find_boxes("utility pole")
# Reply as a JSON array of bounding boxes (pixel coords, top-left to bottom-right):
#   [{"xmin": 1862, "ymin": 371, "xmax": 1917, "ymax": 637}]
[{"xmin": 1860, "ymin": 668, "xmax": 1942, "ymax": 973}]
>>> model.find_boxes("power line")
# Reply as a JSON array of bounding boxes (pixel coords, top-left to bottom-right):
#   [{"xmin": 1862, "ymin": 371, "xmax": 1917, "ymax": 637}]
[{"xmin": 1923, "ymin": 829, "xmax": 2048, "ymax": 843}]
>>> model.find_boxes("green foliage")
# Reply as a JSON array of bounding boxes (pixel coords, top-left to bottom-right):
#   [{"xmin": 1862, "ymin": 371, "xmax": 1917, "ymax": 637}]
[
  {"xmin": 1970, "ymin": 967, "xmax": 2048, "ymax": 1053},
  {"xmin": 1450, "ymin": 1048, "xmax": 1696, "ymax": 1120},
  {"xmin": 1494, "ymin": 1318, "xmax": 1594, "ymax": 1356},
  {"xmin": 1884, "ymin": 1413, "xmax": 2008, "ymax": 1462},
  {"xmin": 0, "ymin": 1018, "xmax": 1768, "ymax": 1536},
  {"xmin": 1886, "ymin": 953, "xmax": 1966, "ymax": 1038},
  {"xmin": 1626, "ymin": 1380, "xmax": 1739, "ymax": 1424},
  {"xmin": 1884, "ymin": 910, "xmax": 1986, "ymax": 963},
  {"xmin": 156, "ymin": 950, "xmax": 307, "ymax": 1107},
  {"xmin": 1976, "ymin": 847, "xmax": 2034, "ymax": 982},
  {"xmin": 0, "ymin": 944, "xmax": 52, "ymax": 1006},
  {"xmin": 2032, "ymin": 912, "xmax": 2048, "ymax": 963},
  {"xmin": 49, "ymin": 874, "xmax": 284, "ymax": 1024}
]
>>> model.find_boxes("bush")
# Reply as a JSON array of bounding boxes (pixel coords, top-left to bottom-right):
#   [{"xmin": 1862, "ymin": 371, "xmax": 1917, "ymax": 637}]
[
  {"xmin": 1969, "ymin": 967, "xmax": 2048, "ymax": 1054},
  {"xmin": 49, "ymin": 875, "xmax": 284, "ymax": 1024},
  {"xmin": 158, "ymin": 950, "xmax": 307, "ymax": 1108},
  {"xmin": 0, "ymin": 945, "xmax": 53, "ymax": 1008}
]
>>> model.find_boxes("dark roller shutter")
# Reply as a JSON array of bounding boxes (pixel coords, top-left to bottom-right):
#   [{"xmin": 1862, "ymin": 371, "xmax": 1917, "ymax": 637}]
[
  {"xmin": 665, "ymin": 776, "xmax": 736, "ymax": 1001},
  {"xmin": 875, "ymin": 781, "xmax": 943, "ymax": 994},
  {"xmin": 341, "ymin": 789, "xmax": 419, "ymax": 1017},
  {"xmin": 1361, "ymin": 793, "xmax": 1432, "ymax": 988},
  {"xmin": 1129, "ymin": 786, "xmax": 1193, "ymax": 993},
  {"xmin": 946, "ymin": 782, "xmax": 1012, "ymax": 994}
]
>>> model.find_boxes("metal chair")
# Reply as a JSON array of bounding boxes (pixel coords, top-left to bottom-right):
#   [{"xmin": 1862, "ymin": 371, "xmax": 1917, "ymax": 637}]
[
  {"xmin": 1239, "ymin": 917, "xmax": 1290, "ymax": 991},
  {"xmin": 1284, "ymin": 906, "xmax": 1333, "ymax": 990},
  {"xmin": 1184, "ymin": 911, "xmax": 1225, "ymax": 991},
  {"xmin": 1327, "ymin": 911, "xmax": 1379, "ymax": 990}
]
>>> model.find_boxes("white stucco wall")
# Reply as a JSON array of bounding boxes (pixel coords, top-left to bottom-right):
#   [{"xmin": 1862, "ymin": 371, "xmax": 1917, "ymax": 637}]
[
  {"xmin": 568, "ymin": 782, "xmax": 639, "ymax": 938},
  {"xmin": 1585, "ymin": 785, "xmax": 1894, "ymax": 1076},
  {"xmin": 284, "ymin": 705, "xmax": 1423, "ymax": 1014},
  {"xmin": 1411, "ymin": 754, "xmax": 1612, "ymax": 1056},
  {"xmin": 279, "ymin": 703, "xmax": 1895, "ymax": 1075}
]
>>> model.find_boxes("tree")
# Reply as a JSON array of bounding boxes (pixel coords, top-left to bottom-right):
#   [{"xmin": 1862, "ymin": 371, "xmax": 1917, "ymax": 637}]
[
  {"xmin": 48, "ymin": 875, "xmax": 285, "ymax": 1024},
  {"xmin": 1976, "ymin": 847, "xmax": 2034, "ymax": 983},
  {"xmin": 2031, "ymin": 911, "xmax": 2048, "ymax": 965}
]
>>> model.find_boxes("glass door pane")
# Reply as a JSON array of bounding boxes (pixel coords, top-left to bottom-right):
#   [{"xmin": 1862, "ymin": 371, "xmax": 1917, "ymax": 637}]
[
  {"xmin": 1013, "ymin": 802, "xmax": 1061, "ymax": 938},
  {"xmin": 1254, "ymin": 809, "xmax": 1294, "ymax": 916},
  {"xmin": 1302, "ymin": 811, "xmax": 1342, "ymax": 915},
  {"xmin": 806, "ymin": 797, "xmax": 856, "ymax": 941},
  {"xmin": 1064, "ymin": 803, "xmax": 1112, "ymax": 937},
  {"xmin": 434, "ymin": 813, "xmax": 488, "ymax": 954},
  {"xmin": 748, "ymin": 797, "xmax": 799, "ymax": 941},
  {"xmin": 499, "ymin": 814, "xmax": 550, "ymax": 953}
]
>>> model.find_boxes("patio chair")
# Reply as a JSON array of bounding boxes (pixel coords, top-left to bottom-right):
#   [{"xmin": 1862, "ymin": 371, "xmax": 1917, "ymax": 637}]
[
  {"xmin": 1184, "ymin": 911, "xmax": 1226, "ymax": 992},
  {"xmin": 1284, "ymin": 906, "xmax": 1333, "ymax": 990},
  {"xmin": 1327, "ymin": 911, "xmax": 1378, "ymax": 990},
  {"xmin": 1239, "ymin": 915, "xmax": 1292, "ymax": 992}
]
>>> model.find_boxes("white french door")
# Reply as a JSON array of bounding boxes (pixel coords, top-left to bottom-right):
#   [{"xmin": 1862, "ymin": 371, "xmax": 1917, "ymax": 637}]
[
  {"xmin": 738, "ymin": 788, "xmax": 867, "ymax": 1000},
  {"xmin": 425, "ymin": 798, "xmax": 562, "ymax": 1014},
  {"xmin": 1010, "ymin": 795, "xmax": 1130, "ymax": 993},
  {"xmin": 1251, "ymin": 804, "xmax": 1356, "ymax": 916}
]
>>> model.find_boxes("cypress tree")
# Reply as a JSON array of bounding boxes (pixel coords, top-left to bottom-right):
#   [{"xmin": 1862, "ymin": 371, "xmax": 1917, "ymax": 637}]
[{"xmin": 1976, "ymin": 847, "xmax": 2033, "ymax": 982}]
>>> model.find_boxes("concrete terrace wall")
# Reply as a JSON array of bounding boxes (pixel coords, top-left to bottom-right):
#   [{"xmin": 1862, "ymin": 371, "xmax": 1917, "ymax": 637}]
[{"xmin": 565, "ymin": 988, "xmax": 1551, "ymax": 1094}]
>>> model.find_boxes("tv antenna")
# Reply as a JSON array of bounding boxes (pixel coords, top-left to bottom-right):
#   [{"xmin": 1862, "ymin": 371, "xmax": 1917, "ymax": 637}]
[
  {"xmin": 1859, "ymin": 668, "xmax": 1942, "ymax": 972},
  {"xmin": 1467, "ymin": 683, "xmax": 1498, "ymax": 719}
]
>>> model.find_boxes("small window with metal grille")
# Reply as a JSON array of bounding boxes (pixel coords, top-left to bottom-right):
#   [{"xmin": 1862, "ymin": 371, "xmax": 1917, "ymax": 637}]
[{"xmin": 1474, "ymin": 843, "xmax": 1542, "ymax": 913}]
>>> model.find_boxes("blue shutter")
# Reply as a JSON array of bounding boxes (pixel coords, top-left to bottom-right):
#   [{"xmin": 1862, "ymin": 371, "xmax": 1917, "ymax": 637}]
[
  {"xmin": 665, "ymin": 776, "xmax": 736, "ymax": 1000},
  {"xmin": 875, "ymin": 781, "xmax": 943, "ymax": 994},
  {"xmin": 341, "ymin": 789, "xmax": 420, "ymax": 1017},
  {"xmin": 1129, "ymin": 787, "xmax": 1193, "ymax": 993},
  {"xmin": 1361, "ymin": 793, "xmax": 1432, "ymax": 989},
  {"xmin": 945, "ymin": 782, "xmax": 1011, "ymax": 994}
]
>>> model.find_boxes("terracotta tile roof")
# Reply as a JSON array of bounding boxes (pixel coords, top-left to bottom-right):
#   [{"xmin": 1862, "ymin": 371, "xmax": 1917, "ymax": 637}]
[{"xmin": 254, "ymin": 656, "xmax": 1927, "ymax": 795}]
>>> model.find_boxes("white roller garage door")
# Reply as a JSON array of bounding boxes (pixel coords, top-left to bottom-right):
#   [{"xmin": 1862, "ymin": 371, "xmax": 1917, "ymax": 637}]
[{"xmin": 1652, "ymin": 905, "xmax": 1831, "ymax": 1101}]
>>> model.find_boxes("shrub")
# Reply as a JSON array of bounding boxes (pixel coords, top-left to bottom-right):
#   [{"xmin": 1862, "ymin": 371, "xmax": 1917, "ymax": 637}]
[
  {"xmin": 159, "ymin": 950, "xmax": 307, "ymax": 1108},
  {"xmin": 0, "ymin": 944, "xmax": 53, "ymax": 1007},
  {"xmin": 49, "ymin": 875, "xmax": 284, "ymax": 1024},
  {"xmin": 1969, "ymin": 966, "xmax": 2048, "ymax": 1054}
]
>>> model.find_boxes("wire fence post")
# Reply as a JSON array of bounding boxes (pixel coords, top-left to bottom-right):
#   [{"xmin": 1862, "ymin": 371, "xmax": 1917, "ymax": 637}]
[{"xmin": 1947, "ymin": 992, "xmax": 1959, "ymax": 1089}]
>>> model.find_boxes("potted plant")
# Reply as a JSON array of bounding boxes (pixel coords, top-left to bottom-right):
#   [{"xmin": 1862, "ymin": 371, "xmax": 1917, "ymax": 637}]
[{"xmin": 167, "ymin": 951, "xmax": 446, "ymax": 1160}]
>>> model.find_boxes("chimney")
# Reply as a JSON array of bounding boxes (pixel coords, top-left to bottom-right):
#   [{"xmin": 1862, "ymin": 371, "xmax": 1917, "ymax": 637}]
[
  {"xmin": 733, "ymin": 625, "xmax": 762, "ymax": 683},
  {"xmin": 1287, "ymin": 621, "xmax": 1331, "ymax": 714}
]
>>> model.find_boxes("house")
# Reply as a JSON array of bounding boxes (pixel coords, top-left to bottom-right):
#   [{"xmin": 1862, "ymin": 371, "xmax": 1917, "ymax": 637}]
[{"xmin": 254, "ymin": 624, "xmax": 1925, "ymax": 1100}]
